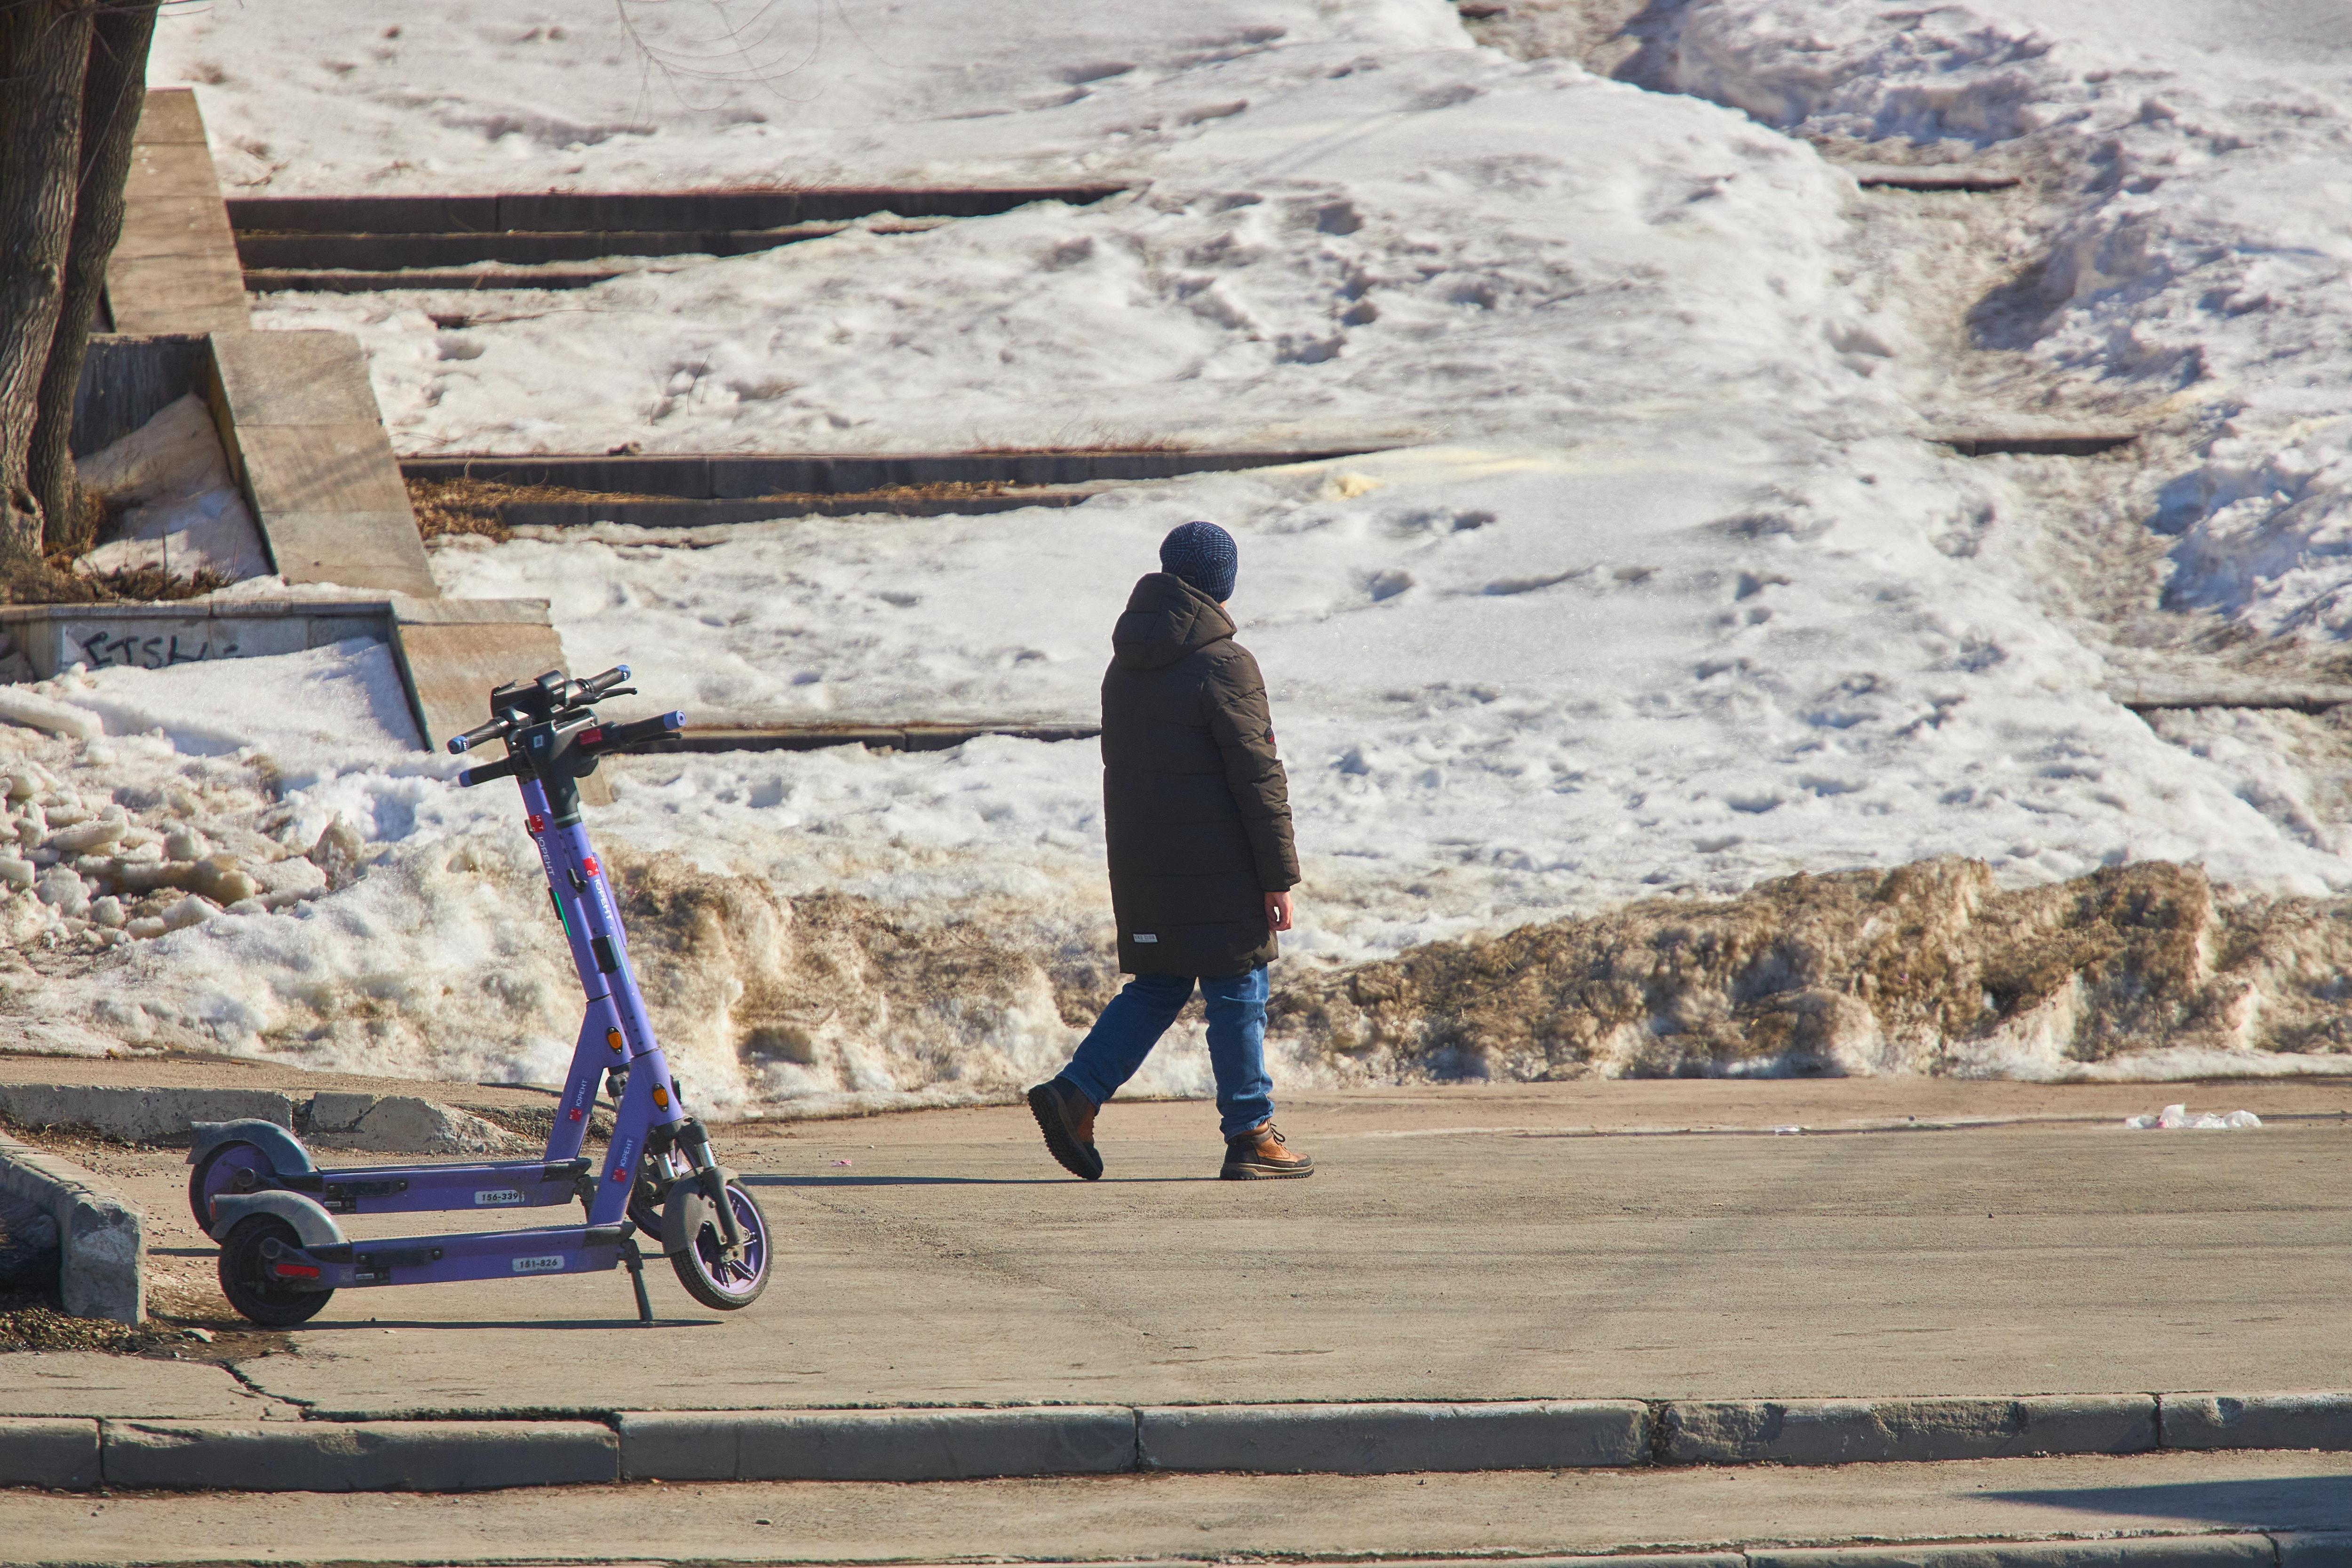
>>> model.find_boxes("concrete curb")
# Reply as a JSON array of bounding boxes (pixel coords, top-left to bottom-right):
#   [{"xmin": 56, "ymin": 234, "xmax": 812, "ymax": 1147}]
[
  {"xmin": 0, "ymin": 1132, "xmax": 142, "ymax": 1322},
  {"xmin": 1662, "ymin": 1396, "xmax": 2157, "ymax": 1466},
  {"xmin": 0, "ymin": 1417, "xmax": 100, "ymax": 1489},
  {"xmin": 0, "ymin": 1546, "xmax": 2314, "ymax": 1568},
  {"xmin": 1748, "ymin": 1540, "xmax": 2279, "ymax": 1568},
  {"xmin": 620, "ymin": 1406, "xmax": 1136, "ymax": 1481},
  {"xmin": 100, "ymin": 1419, "xmax": 616, "ymax": 1490},
  {"xmin": 1139, "ymin": 1399, "xmax": 1651, "ymax": 1473},
  {"xmin": 0, "ymin": 1394, "xmax": 2349, "ymax": 1492},
  {"xmin": 2163, "ymin": 1394, "xmax": 2352, "ymax": 1452},
  {"xmin": 2278, "ymin": 1534, "xmax": 2352, "ymax": 1568}
]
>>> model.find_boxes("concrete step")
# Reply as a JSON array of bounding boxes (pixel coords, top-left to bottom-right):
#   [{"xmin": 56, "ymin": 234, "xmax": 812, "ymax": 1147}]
[
  {"xmin": 400, "ymin": 446, "xmax": 1386, "ymax": 495},
  {"xmin": 228, "ymin": 187, "xmax": 1126, "ymax": 235}
]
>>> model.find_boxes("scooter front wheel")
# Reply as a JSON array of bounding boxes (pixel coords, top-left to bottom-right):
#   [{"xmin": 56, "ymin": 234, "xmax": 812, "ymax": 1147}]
[
  {"xmin": 217, "ymin": 1215, "xmax": 334, "ymax": 1327},
  {"xmin": 669, "ymin": 1179, "xmax": 770, "ymax": 1311},
  {"xmin": 188, "ymin": 1141, "xmax": 275, "ymax": 1230}
]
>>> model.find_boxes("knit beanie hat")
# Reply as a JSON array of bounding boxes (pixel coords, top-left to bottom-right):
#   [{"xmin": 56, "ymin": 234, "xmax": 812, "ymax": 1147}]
[{"xmin": 1159, "ymin": 520, "xmax": 1238, "ymax": 603}]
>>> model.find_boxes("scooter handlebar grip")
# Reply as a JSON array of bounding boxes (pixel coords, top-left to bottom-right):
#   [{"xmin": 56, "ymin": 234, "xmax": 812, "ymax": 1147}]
[
  {"xmin": 448, "ymin": 717, "xmax": 509, "ymax": 756},
  {"xmin": 594, "ymin": 711, "xmax": 689, "ymax": 750},
  {"xmin": 457, "ymin": 757, "xmax": 518, "ymax": 788}
]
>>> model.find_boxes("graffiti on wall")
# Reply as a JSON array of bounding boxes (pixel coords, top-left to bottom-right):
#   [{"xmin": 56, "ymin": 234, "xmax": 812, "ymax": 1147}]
[{"xmin": 71, "ymin": 628, "xmax": 240, "ymax": 670}]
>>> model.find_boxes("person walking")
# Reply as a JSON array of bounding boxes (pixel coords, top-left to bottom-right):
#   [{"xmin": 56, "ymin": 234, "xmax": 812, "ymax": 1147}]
[{"xmin": 1027, "ymin": 520, "xmax": 1311, "ymax": 1181}]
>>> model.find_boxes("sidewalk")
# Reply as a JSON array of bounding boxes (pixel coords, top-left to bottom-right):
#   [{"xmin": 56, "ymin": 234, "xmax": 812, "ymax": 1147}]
[
  {"xmin": 6, "ymin": 1078, "xmax": 2350, "ymax": 1423},
  {"xmin": 4, "ymin": 1449, "xmax": 2349, "ymax": 1564}
]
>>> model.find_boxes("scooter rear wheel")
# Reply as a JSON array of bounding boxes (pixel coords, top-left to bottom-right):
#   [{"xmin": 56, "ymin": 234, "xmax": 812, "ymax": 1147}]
[
  {"xmin": 669, "ymin": 1179, "xmax": 770, "ymax": 1311},
  {"xmin": 188, "ymin": 1141, "xmax": 274, "ymax": 1230},
  {"xmin": 218, "ymin": 1215, "xmax": 334, "ymax": 1327}
]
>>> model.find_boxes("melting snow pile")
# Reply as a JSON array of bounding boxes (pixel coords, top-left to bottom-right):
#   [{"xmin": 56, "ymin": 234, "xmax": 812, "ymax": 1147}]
[
  {"xmin": 27, "ymin": 0, "xmax": 2345, "ymax": 1103},
  {"xmin": 2124, "ymin": 1104, "xmax": 2263, "ymax": 1130}
]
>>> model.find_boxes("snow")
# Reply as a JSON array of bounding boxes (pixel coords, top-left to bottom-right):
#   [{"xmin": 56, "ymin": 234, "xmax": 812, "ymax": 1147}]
[
  {"xmin": 1635, "ymin": 0, "xmax": 2352, "ymax": 644},
  {"xmin": 74, "ymin": 394, "xmax": 270, "ymax": 583},
  {"xmin": 46, "ymin": 0, "xmax": 2349, "ymax": 1104},
  {"xmin": 67, "ymin": 639, "xmax": 423, "ymax": 764}
]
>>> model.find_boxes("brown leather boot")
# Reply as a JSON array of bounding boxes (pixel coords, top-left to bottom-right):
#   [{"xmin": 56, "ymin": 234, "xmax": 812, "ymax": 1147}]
[
  {"xmin": 1027, "ymin": 1078, "xmax": 1103, "ymax": 1180},
  {"xmin": 1220, "ymin": 1120, "xmax": 1312, "ymax": 1180}
]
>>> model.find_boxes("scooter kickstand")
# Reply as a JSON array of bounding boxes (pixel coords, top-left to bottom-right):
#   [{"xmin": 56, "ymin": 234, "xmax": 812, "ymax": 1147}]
[{"xmin": 622, "ymin": 1237, "xmax": 655, "ymax": 1327}]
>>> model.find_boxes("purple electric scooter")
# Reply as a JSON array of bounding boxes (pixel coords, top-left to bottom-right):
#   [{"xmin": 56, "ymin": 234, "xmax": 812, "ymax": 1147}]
[{"xmin": 191, "ymin": 667, "xmax": 770, "ymax": 1326}]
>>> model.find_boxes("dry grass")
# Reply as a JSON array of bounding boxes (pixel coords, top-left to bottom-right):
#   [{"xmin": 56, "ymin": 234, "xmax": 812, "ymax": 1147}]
[
  {"xmin": 75, "ymin": 564, "xmax": 236, "ymax": 601},
  {"xmin": 0, "ymin": 552, "xmax": 105, "ymax": 606},
  {"xmin": 0, "ymin": 489, "xmax": 235, "ymax": 605},
  {"xmin": 407, "ymin": 477, "xmax": 518, "ymax": 542}
]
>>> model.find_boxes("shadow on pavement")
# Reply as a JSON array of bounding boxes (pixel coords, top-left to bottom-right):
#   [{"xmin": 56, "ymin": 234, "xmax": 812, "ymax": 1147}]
[
  {"xmin": 1988, "ymin": 1475, "xmax": 2352, "ymax": 1528},
  {"xmin": 744, "ymin": 1174, "xmax": 1217, "ymax": 1186},
  {"xmin": 296, "ymin": 1317, "xmax": 721, "ymax": 1332}
]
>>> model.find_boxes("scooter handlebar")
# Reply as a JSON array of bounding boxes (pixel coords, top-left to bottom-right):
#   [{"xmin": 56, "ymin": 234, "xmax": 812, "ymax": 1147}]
[
  {"xmin": 583, "ymin": 710, "xmax": 687, "ymax": 754},
  {"xmin": 456, "ymin": 757, "xmax": 518, "ymax": 788},
  {"xmin": 573, "ymin": 666, "xmax": 632, "ymax": 701},
  {"xmin": 447, "ymin": 716, "xmax": 510, "ymax": 756}
]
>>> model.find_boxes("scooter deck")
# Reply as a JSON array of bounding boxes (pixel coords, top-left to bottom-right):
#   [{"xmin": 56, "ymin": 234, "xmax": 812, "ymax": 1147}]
[
  {"xmin": 277, "ymin": 1221, "xmax": 632, "ymax": 1290},
  {"xmin": 279, "ymin": 1157, "xmax": 594, "ymax": 1215}
]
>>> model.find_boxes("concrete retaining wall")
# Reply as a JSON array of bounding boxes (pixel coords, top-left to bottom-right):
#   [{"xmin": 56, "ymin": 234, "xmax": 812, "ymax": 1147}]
[
  {"xmin": 0, "ymin": 597, "xmax": 560, "ymax": 770},
  {"xmin": 205, "ymin": 329, "xmax": 437, "ymax": 599},
  {"xmin": 69, "ymin": 334, "xmax": 211, "ymax": 459},
  {"xmin": 0, "ymin": 1134, "xmax": 142, "ymax": 1323},
  {"xmin": 0, "ymin": 1083, "xmax": 529, "ymax": 1155},
  {"xmin": 0, "ymin": 599, "xmax": 392, "ymax": 681},
  {"xmin": 105, "ymin": 89, "xmax": 248, "ymax": 336}
]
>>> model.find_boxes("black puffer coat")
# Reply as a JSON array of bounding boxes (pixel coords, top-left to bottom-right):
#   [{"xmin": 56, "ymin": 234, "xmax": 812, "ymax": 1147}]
[{"xmin": 1100, "ymin": 573, "xmax": 1299, "ymax": 977}]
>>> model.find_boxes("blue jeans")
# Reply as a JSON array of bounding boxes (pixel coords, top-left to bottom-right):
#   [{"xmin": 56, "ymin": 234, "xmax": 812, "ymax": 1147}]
[{"xmin": 1060, "ymin": 968, "xmax": 1273, "ymax": 1137}]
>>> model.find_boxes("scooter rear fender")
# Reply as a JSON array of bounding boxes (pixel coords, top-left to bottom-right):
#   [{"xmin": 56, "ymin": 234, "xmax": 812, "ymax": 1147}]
[
  {"xmin": 189, "ymin": 1119, "xmax": 315, "ymax": 1177},
  {"xmin": 208, "ymin": 1189, "xmax": 347, "ymax": 1248}
]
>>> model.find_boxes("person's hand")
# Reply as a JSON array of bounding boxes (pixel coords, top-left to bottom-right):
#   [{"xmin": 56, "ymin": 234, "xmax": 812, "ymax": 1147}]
[{"xmin": 1265, "ymin": 890, "xmax": 1295, "ymax": 932}]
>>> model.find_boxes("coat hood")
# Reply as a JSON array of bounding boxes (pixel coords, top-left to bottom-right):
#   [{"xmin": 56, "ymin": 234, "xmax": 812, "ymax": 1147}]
[{"xmin": 1112, "ymin": 572, "xmax": 1235, "ymax": 671}]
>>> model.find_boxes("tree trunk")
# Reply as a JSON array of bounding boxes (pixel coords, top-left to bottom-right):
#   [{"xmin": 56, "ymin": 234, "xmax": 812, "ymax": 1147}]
[
  {"xmin": 30, "ymin": 0, "xmax": 158, "ymax": 557},
  {"xmin": 0, "ymin": 0, "xmax": 95, "ymax": 560}
]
